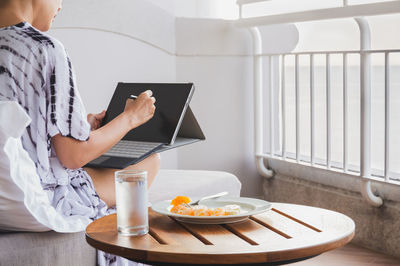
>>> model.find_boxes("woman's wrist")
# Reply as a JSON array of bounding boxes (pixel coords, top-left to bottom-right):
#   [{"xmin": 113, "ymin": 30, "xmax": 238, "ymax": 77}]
[{"xmin": 120, "ymin": 111, "xmax": 138, "ymax": 130}]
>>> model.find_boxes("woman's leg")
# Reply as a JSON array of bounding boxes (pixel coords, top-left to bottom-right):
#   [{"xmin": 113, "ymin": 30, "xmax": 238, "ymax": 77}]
[{"xmin": 84, "ymin": 153, "xmax": 160, "ymax": 208}]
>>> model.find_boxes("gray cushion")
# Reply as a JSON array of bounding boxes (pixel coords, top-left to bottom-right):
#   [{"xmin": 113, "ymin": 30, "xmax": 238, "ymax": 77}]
[{"xmin": 0, "ymin": 231, "xmax": 96, "ymax": 266}]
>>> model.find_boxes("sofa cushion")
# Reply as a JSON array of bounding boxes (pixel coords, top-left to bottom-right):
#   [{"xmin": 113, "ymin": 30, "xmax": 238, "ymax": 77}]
[
  {"xmin": 0, "ymin": 101, "xmax": 50, "ymax": 232},
  {"xmin": 149, "ymin": 169, "xmax": 241, "ymax": 203},
  {"xmin": 0, "ymin": 231, "xmax": 96, "ymax": 266},
  {"xmin": 0, "ymin": 101, "xmax": 92, "ymax": 232}
]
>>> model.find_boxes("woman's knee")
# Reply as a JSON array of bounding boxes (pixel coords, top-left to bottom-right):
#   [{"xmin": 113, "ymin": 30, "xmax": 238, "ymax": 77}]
[
  {"xmin": 146, "ymin": 153, "xmax": 160, "ymax": 185},
  {"xmin": 126, "ymin": 153, "xmax": 160, "ymax": 175},
  {"xmin": 149, "ymin": 153, "xmax": 161, "ymax": 169},
  {"xmin": 147, "ymin": 153, "xmax": 160, "ymax": 177}
]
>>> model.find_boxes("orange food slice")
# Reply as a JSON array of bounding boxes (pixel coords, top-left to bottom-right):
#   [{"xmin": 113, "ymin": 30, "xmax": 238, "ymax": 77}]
[{"xmin": 170, "ymin": 196, "xmax": 191, "ymax": 207}]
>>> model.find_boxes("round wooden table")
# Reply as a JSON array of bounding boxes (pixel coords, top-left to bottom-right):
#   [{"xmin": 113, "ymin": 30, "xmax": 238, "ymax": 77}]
[{"xmin": 86, "ymin": 203, "xmax": 355, "ymax": 265}]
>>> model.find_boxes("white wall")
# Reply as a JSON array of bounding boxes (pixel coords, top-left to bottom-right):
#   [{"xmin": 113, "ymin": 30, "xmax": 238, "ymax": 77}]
[
  {"xmin": 145, "ymin": 0, "xmax": 237, "ymax": 19},
  {"xmin": 53, "ymin": 0, "xmax": 176, "ymax": 53},
  {"xmin": 48, "ymin": 29, "xmax": 175, "ymax": 113},
  {"xmin": 175, "ymin": 19, "xmax": 298, "ymax": 196},
  {"xmin": 49, "ymin": 0, "xmax": 298, "ymax": 197},
  {"xmin": 50, "ymin": 0, "xmax": 178, "ymax": 168}
]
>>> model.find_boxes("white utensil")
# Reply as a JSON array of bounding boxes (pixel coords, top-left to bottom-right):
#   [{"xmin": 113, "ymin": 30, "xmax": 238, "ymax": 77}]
[{"xmin": 189, "ymin": 191, "xmax": 229, "ymax": 206}]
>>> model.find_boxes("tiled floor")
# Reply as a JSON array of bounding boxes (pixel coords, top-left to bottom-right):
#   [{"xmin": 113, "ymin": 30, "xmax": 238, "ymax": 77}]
[{"xmin": 291, "ymin": 243, "xmax": 400, "ymax": 266}]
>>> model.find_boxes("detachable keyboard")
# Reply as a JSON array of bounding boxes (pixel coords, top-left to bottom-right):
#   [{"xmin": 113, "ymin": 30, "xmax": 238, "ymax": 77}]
[{"xmin": 104, "ymin": 140, "xmax": 163, "ymax": 159}]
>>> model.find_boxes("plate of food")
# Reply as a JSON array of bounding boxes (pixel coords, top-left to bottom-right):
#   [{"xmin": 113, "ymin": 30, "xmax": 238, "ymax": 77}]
[{"xmin": 151, "ymin": 195, "xmax": 272, "ymax": 224}]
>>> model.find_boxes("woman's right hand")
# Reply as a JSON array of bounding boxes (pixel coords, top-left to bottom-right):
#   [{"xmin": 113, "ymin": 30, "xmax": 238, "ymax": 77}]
[
  {"xmin": 52, "ymin": 90, "xmax": 156, "ymax": 169},
  {"xmin": 123, "ymin": 90, "xmax": 156, "ymax": 129}
]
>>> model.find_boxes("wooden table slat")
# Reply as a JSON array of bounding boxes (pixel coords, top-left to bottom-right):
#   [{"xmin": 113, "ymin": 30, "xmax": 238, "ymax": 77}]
[
  {"xmin": 252, "ymin": 206, "xmax": 322, "ymax": 239},
  {"xmin": 148, "ymin": 210, "xmax": 204, "ymax": 246},
  {"xmin": 86, "ymin": 213, "xmax": 117, "ymax": 234},
  {"xmin": 270, "ymin": 203, "xmax": 329, "ymax": 231},
  {"xmin": 175, "ymin": 219, "xmax": 251, "ymax": 247},
  {"xmin": 272, "ymin": 208, "xmax": 322, "ymax": 232},
  {"xmin": 223, "ymin": 218, "xmax": 288, "ymax": 245},
  {"xmin": 271, "ymin": 203, "xmax": 355, "ymax": 235},
  {"xmin": 86, "ymin": 213, "xmax": 160, "ymax": 256}
]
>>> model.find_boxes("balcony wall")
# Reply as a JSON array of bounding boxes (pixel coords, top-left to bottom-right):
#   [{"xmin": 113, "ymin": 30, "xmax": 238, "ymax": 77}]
[{"xmin": 51, "ymin": 0, "xmax": 298, "ymax": 196}]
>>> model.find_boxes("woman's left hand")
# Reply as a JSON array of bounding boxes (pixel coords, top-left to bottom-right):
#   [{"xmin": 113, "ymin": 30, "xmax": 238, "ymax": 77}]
[{"xmin": 87, "ymin": 110, "xmax": 106, "ymax": 130}]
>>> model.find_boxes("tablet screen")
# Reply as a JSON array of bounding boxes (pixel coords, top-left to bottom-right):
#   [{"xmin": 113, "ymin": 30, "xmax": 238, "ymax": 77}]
[{"xmin": 102, "ymin": 83, "xmax": 194, "ymax": 144}]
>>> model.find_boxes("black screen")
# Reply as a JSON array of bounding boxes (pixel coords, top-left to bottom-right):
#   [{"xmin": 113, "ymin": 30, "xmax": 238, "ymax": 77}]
[{"xmin": 102, "ymin": 83, "xmax": 194, "ymax": 143}]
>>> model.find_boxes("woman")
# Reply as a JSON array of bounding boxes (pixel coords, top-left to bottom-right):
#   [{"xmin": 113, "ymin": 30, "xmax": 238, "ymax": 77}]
[{"xmin": 0, "ymin": 0, "xmax": 160, "ymax": 265}]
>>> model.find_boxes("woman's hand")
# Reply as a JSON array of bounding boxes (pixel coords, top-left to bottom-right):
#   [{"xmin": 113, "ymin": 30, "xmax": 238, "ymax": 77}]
[
  {"xmin": 123, "ymin": 90, "xmax": 156, "ymax": 129},
  {"xmin": 52, "ymin": 90, "xmax": 155, "ymax": 169},
  {"xmin": 87, "ymin": 110, "xmax": 106, "ymax": 130}
]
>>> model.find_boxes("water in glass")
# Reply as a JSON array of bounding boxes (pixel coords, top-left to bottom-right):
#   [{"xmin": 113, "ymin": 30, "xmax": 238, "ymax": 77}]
[{"xmin": 115, "ymin": 170, "xmax": 148, "ymax": 236}]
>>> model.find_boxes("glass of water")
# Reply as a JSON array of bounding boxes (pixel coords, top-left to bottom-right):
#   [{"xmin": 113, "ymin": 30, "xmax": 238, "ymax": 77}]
[{"xmin": 115, "ymin": 170, "xmax": 148, "ymax": 236}]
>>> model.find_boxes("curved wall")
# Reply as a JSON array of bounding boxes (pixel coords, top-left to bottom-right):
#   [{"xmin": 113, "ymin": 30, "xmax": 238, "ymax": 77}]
[
  {"xmin": 50, "ymin": 0, "xmax": 298, "ymax": 196},
  {"xmin": 48, "ymin": 29, "xmax": 176, "ymax": 114},
  {"xmin": 175, "ymin": 19, "xmax": 298, "ymax": 196},
  {"xmin": 50, "ymin": 0, "xmax": 178, "ymax": 168}
]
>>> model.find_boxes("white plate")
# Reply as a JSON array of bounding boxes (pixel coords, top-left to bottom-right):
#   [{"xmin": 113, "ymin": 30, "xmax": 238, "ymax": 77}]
[{"xmin": 151, "ymin": 197, "xmax": 272, "ymax": 224}]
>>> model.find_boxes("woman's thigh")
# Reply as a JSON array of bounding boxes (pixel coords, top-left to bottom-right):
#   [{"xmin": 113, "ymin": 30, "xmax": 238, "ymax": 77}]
[{"xmin": 84, "ymin": 153, "xmax": 160, "ymax": 208}]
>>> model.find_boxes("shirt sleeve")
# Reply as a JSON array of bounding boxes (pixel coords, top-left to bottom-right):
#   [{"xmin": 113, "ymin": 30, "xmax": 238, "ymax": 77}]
[{"xmin": 45, "ymin": 39, "xmax": 90, "ymax": 141}]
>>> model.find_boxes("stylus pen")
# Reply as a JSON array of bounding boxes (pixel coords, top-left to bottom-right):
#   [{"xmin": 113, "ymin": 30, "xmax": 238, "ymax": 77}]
[{"xmin": 129, "ymin": 95, "xmax": 137, "ymax": 99}]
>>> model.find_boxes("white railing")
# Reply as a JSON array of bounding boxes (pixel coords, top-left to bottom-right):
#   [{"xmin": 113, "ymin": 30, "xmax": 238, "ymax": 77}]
[
  {"xmin": 236, "ymin": 0, "xmax": 400, "ymax": 207},
  {"xmin": 235, "ymin": 0, "xmax": 400, "ymax": 26},
  {"xmin": 262, "ymin": 49, "xmax": 400, "ymax": 175}
]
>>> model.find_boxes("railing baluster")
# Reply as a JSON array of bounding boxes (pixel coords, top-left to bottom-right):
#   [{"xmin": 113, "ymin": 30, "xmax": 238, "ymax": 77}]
[
  {"xmin": 385, "ymin": 52, "xmax": 390, "ymax": 181},
  {"xmin": 281, "ymin": 55, "xmax": 286, "ymax": 159},
  {"xmin": 310, "ymin": 54, "xmax": 315, "ymax": 165},
  {"xmin": 270, "ymin": 56, "xmax": 274, "ymax": 157},
  {"xmin": 343, "ymin": 53, "xmax": 348, "ymax": 172},
  {"xmin": 326, "ymin": 54, "xmax": 331, "ymax": 169},
  {"xmin": 267, "ymin": 49, "xmax": 398, "ymax": 189},
  {"xmin": 295, "ymin": 54, "xmax": 300, "ymax": 163},
  {"xmin": 360, "ymin": 36, "xmax": 372, "ymax": 179}
]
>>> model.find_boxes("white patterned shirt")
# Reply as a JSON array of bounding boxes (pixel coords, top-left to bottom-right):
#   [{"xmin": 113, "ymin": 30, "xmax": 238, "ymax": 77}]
[{"xmin": 0, "ymin": 22, "xmax": 107, "ymax": 219}]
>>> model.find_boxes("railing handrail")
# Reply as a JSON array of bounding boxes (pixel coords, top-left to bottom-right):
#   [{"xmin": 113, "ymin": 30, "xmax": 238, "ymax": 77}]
[
  {"xmin": 235, "ymin": 1, "xmax": 400, "ymax": 27},
  {"xmin": 236, "ymin": 0, "xmax": 272, "ymax": 5},
  {"xmin": 254, "ymin": 48, "xmax": 400, "ymax": 57}
]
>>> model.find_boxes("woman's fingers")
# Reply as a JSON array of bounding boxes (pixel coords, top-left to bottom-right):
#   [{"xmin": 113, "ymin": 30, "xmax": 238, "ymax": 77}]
[
  {"xmin": 87, "ymin": 113, "xmax": 94, "ymax": 122},
  {"xmin": 122, "ymin": 90, "xmax": 157, "ymax": 128},
  {"xmin": 87, "ymin": 110, "xmax": 106, "ymax": 130},
  {"xmin": 95, "ymin": 110, "xmax": 106, "ymax": 119},
  {"xmin": 136, "ymin": 90, "xmax": 153, "ymax": 99},
  {"xmin": 87, "ymin": 114, "xmax": 97, "ymax": 130},
  {"xmin": 137, "ymin": 90, "xmax": 156, "ymax": 110}
]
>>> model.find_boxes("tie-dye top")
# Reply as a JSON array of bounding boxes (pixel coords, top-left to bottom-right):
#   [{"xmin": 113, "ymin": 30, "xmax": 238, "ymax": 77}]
[
  {"xmin": 0, "ymin": 21, "xmax": 146, "ymax": 265},
  {"xmin": 0, "ymin": 22, "xmax": 109, "ymax": 220},
  {"xmin": 0, "ymin": 21, "xmax": 90, "ymax": 186}
]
